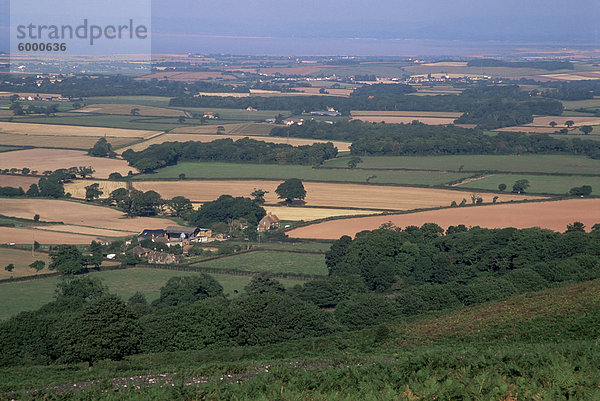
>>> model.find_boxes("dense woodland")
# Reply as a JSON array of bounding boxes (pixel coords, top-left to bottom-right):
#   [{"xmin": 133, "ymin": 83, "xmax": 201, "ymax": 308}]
[
  {"xmin": 272, "ymin": 120, "xmax": 600, "ymax": 158},
  {"xmin": 1, "ymin": 224, "xmax": 599, "ymax": 368},
  {"xmin": 121, "ymin": 138, "xmax": 338, "ymax": 172}
]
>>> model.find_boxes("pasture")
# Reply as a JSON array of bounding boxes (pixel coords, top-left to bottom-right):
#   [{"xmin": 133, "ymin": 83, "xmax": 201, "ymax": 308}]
[
  {"xmin": 351, "ymin": 116, "xmax": 457, "ymax": 125},
  {"xmin": 85, "ymin": 96, "xmax": 173, "ymax": 107},
  {"xmin": 9, "ymin": 114, "xmax": 182, "ymax": 131},
  {"xmin": 0, "ymin": 149, "xmax": 135, "ymax": 178},
  {"xmin": 171, "ymin": 122, "xmax": 275, "ymax": 136},
  {"xmin": 133, "ymin": 179, "xmax": 538, "ymax": 211},
  {"xmin": 135, "ymin": 161, "xmax": 472, "ymax": 186},
  {"xmin": 190, "ymin": 251, "xmax": 327, "ymax": 276},
  {"xmin": 288, "ymin": 198, "xmax": 600, "ymax": 240},
  {"xmin": 323, "ymin": 154, "xmax": 600, "ymax": 175},
  {"xmin": 73, "ymin": 104, "xmax": 187, "ymax": 117},
  {"xmin": 178, "ymin": 107, "xmax": 290, "ymax": 121},
  {"xmin": 0, "ymin": 268, "xmax": 306, "ymax": 320},
  {"xmin": 119, "ymin": 133, "xmax": 352, "ymax": 153},
  {"xmin": 0, "ymin": 133, "xmax": 137, "ymax": 150},
  {"xmin": 457, "ymin": 174, "xmax": 600, "ymax": 195}
]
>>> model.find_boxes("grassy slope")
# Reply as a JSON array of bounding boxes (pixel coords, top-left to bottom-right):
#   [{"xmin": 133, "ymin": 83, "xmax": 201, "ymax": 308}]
[
  {"xmin": 136, "ymin": 162, "xmax": 470, "ymax": 186},
  {"xmin": 2, "ymin": 279, "xmax": 600, "ymax": 398},
  {"xmin": 324, "ymin": 154, "xmax": 600, "ymax": 175}
]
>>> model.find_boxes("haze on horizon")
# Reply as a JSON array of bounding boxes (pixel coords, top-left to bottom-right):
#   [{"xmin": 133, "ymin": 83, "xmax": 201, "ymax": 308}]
[{"xmin": 1, "ymin": 0, "xmax": 598, "ymax": 56}]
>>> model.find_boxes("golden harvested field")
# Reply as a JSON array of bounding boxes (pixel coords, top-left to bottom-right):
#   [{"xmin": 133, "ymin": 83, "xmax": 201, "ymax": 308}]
[
  {"xmin": 0, "ymin": 133, "xmax": 137, "ymax": 150},
  {"xmin": 0, "ymin": 227, "xmax": 102, "ymax": 244},
  {"xmin": 0, "ymin": 175, "xmax": 39, "ymax": 189},
  {"xmin": 351, "ymin": 111, "xmax": 463, "ymax": 118},
  {"xmin": 421, "ymin": 62, "xmax": 469, "ymax": 67},
  {"xmin": 0, "ymin": 198, "xmax": 175, "ymax": 235},
  {"xmin": 0, "ymin": 122, "xmax": 158, "ymax": 138},
  {"xmin": 539, "ymin": 72, "xmax": 600, "ymax": 81},
  {"xmin": 351, "ymin": 116, "xmax": 456, "ymax": 125},
  {"xmin": 288, "ymin": 199, "xmax": 600, "ymax": 240},
  {"xmin": 0, "ymin": 248, "xmax": 52, "ymax": 279},
  {"xmin": 137, "ymin": 71, "xmax": 236, "ymax": 81},
  {"xmin": 64, "ymin": 180, "xmax": 127, "ymax": 199},
  {"xmin": 263, "ymin": 206, "xmax": 382, "ymax": 221},
  {"xmin": 0, "ymin": 149, "xmax": 135, "ymax": 178},
  {"xmin": 73, "ymin": 104, "xmax": 187, "ymax": 117},
  {"xmin": 288, "ymin": 87, "xmax": 353, "ymax": 97},
  {"xmin": 34, "ymin": 225, "xmax": 132, "ymax": 237},
  {"xmin": 170, "ymin": 123, "xmax": 274, "ymax": 136},
  {"xmin": 525, "ymin": 116, "xmax": 600, "ymax": 127},
  {"xmin": 133, "ymin": 180, "xmax": 539, "ymax": 211},
  {"xmin": 196, "ymin": 92, "xmax": 250, "ymax": 98},
  {"xmin": 494, "ymin": 126, "xmax": 559, "ymax": 134},
  {"xmin": 120, "ymin": 133, "xmax": 352, "ymax": 152}
]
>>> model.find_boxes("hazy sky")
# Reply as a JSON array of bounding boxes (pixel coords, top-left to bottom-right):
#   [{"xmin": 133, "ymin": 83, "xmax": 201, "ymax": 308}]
[{"xmin": 1, "ymin": 0, "xmax": 599, "ymax": 55}]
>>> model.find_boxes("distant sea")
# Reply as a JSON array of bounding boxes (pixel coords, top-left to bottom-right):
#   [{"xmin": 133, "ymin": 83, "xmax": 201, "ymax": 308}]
[{"xmin": 151, "ymin": 34, "xmax": 599, "ymax": 57}]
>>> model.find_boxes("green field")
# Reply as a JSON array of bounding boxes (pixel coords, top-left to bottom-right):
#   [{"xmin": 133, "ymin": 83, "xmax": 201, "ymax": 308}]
[
  {"xmin": 0, "ymin": 267, "xmax": 305, "ymax": 320},
  {"xmin": 324, "ymin": 154, "xmax": 600, "ymax": 175},
  {"xmin": 561, "ymin": 98, "xmax": 600, "ymax": 110},
  {"xmin": 4, "ymin": 114, "xmax": 181, "ymax": 131},
  {"xmin": 136, "ymin": 162, "xmax": 471, "ymax": 186},
  {"xmin": 191, "ymin": 251, "xmax": 327, "ymax": 276},
  {"xmin": 85, "ymin": 96, "xmax": 173, "ymax": 107},
  {"xmin": 458, "ymin": 173, "xmax": 600, "ymax": 194},
  {"xmin": 0, "ymin": 146, "xmax": 23, "ymax": 153}
]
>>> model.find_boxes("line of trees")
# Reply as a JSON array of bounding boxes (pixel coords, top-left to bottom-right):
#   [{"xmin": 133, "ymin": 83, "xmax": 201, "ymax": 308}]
[
  {"xmin": 272, "ymin": 120, "xmax": 600, "ymax": 159},
  {"xmin": 121, "ymin": 138, "xmax": 338, "ymax": 172}
]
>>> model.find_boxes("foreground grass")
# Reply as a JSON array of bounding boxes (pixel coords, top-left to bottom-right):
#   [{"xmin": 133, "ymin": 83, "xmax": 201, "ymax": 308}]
[
  {"xmin": 136, "ymin": 162, "xmax": 470, "ymax": 186},
  {"xmin": 324, "ymin": 154, "xmax": 600, "ymax": 175}
]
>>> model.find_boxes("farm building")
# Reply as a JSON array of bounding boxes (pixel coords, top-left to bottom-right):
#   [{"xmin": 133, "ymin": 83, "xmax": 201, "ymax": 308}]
[
  {"xmin": 138, "ymin": 229, "xmax": 167, "ymax": 242},
  {"xmin": 258, "ymin": 213, "xmax": 280, "ymax": 232},
  {"xmin": 138, "ymin": 226, "xmax": 213, "ymax": 244}
]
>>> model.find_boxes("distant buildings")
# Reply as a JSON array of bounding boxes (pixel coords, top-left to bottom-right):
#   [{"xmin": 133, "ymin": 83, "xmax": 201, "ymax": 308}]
[
  {"xmin": 137, "ymin": 226, "xmax": 212, "ymax": 244},
  {"xmin": 258, "ymin": 213, "xmax": 280, "ymax": 232}
]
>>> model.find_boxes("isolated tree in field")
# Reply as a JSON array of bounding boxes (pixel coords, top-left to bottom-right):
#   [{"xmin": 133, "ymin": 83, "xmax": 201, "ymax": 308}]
[
  {"xmin": 251, "ymin": 188, "xmax": 268, "ymax": 204},
  {"xmin": 130, "ymin": 108, "xmax": 140, "ymax": 116},
  {"xmin": 498, "ymin": 183, "xmax": 507, "ymax": 192},
  {"xmin": 275, "ymin": 178, "xmax": 306, "ymax": 204},
  {"xmin": 565, "ymin": 120, "xmax": 575, "ymax": 128},
  {"xmin": 77, "ymin": 166, "xmax": 95, "ymax": 179},
  {"xmin": 579, "ymin": 125, "xmax": 593, "ymax": 135},
  {"xmin": 347, "ymin": 156, "xmax": 363, "ymax": 169},
  {"xmin": 168, "ymin": 196, "xmax": 193, "ymax": 217},
  {"xmin": 29, "ymin": 260, "xmax": 45, "ymax": 271},
  {"xmin": 512, "ymin": 179, "xmax": 530, "ymax": 194},
  {"xmin": 4, "ymin": 264, "xmax": 14, "ymax": 272},
  {"xmin": 33, "ymin": 214, "xmax": 40, "ymax": 222},
  {"xmin": 569, "ymin": 185, "xmax": 592, "ymax": 197},
  {"xmin": 21, "ymin": 167, "xmax": 30, "ymax": 175},
  {"xmin": 85, "ymin": 183, "xmax": 103, "ymax": 201},
  {"xmin": 88, "ymin": 137, "xmax": 115, "ymax": 158},
  {"xmin": 549, "ymin": 121, "xmax": 557, "ymax": 128},
  {"xmin": 108, "ymin": 172, "xmax": 123, "ymax": 180}
]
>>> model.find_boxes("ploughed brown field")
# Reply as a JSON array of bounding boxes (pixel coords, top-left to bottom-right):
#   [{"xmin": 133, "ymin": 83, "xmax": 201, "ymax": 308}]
[
  {"xmin": 0, "ymin": 198, "xmax": 175, "ymax": 238},
  {"xmin": 288, "ymin": 199, "xmax": 600, "ymax": 240},
  {"xmin": 0, "ymin": 149, "xmax": 135, "ymax": 179},
  {"xmin": 121, "ymin": 133, "xmax": 352, "ymax": 153},
  {"xmin": 133, "ymin": 180, "xmax": 539, "ymax": 211}
]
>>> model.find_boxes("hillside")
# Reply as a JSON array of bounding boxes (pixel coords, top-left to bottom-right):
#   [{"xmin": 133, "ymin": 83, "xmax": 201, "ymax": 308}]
[{"xmin": 3, "ymin": 279, "xmax": 600, "ymax": 399}]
